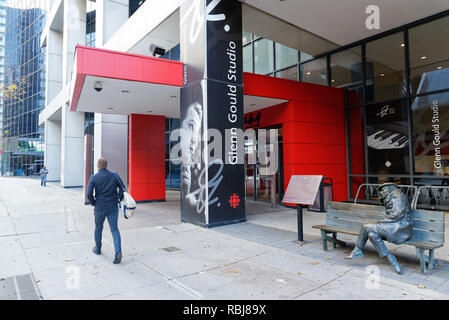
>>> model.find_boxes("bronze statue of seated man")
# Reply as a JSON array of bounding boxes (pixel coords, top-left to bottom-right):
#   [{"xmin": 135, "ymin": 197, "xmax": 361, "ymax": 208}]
[{"xmin": 346, "ymin": 183, "xmax": 413, "ymax": 274}]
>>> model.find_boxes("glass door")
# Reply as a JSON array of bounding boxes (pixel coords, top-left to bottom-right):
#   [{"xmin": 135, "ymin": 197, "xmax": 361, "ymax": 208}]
[{"xmin": 245, "ymin": 126, "xmax": 283, "ymax": 204}]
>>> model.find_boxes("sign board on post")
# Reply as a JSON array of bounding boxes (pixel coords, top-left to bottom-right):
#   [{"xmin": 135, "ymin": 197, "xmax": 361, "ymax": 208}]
[
  {"xmin": 282, "ymin": 175, "xmax": 323, "ymax": 205},
  {"xmin": 282, "ymin": 175, "xmax": 323, "ymax": 242}
]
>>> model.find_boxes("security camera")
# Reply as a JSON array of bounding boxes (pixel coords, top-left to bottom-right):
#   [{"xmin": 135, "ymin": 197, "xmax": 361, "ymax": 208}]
[
  {"xmin": 150, "ymin": 44, "xmax": 166, "ymax": 57},
  {"xmin": 94, "ymin": 81, "xmax": 103, "ymax": 92}
]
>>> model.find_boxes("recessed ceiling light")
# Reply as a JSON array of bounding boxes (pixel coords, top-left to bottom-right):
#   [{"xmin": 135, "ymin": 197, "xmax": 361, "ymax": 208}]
[
  {"xmin": 400, "ymin": 43, "xmax": 405, "ymax": 47},
  {"xmin": 306, "ymin": 72, "xmax": 311, "ymax": 75},
  {"xmin": 437, "ymin": 66, "xmax": 443, "ymax": 70},
  {"xmin": 121, "ymin": 90, "xmax": 130, "ymax": 93},
  {"xmin": 420, "ymin": 56, "xmax": 427, "ymax": 60},
  {"xmin": 146, "ymin": 110, "xmax": 152, "ymax": 113},
  {"xmin": 380, "ymin": 73, "xmax": 385, "ymax": 77},
  {"xmin": 331, "ymin": 79, "xmax": 335, "ymax": 83}
]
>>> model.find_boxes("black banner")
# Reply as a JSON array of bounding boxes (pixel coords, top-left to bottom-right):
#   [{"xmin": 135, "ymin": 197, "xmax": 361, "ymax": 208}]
[{"xmin": 180, "ymin": 0, "xmax": 245, "ymax": 227}]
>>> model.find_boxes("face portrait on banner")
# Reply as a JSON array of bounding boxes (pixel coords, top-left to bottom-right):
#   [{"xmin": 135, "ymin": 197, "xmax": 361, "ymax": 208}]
[{"xmin": 181, "ymin": 101, "xmax": 206, "ymax": 215}]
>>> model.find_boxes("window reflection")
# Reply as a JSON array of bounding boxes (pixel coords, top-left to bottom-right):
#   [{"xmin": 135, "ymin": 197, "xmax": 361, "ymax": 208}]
[
  {"xmin": 330, "ymin": 46, "xmax": 362, "ymax": 88},
  {"xmin": 300, "ymin": 58, "xmax": 327, "ymax": 86},
  {"xmin": 365, "ymin": 32, "xmax": 406, "ymax": 102},
  {"xmin": 254, "ymin": 38, "xmax": 274, "ymax": 75},
  {"xmin": 275, "ymin": 43, "xmax": 298, "ymax": 70},
  {"xmin": 2, "ymin": 1, "xmax": 46, "ymax": 177},
  {"xmin": 275, "ymin": 66, "xmax": 297, "ymax": 81},
  {"xmin": 409, "ymin": 15, "xmax": 449, "ymax": 94}
]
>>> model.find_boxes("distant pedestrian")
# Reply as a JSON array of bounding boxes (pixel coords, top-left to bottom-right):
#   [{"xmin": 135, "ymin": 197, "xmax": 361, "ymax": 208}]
[
  {"xmin": 39, "ymin": 166, "xmax": 49, "ymax": 186},
  {"xmin": 87, "ymin": 158, "xmax": 124, "ymax": 264}
]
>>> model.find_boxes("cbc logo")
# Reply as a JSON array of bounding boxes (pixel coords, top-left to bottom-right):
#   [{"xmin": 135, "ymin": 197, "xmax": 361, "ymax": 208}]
[{"xmin": 229, "ymin": 193, "xmax": 241, "ymax": 208}]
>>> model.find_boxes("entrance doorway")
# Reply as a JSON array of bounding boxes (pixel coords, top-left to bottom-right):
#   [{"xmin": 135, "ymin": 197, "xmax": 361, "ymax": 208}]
[{"xmin": 245, "ymin": 126, "xmax": 284, "ymax": 205}]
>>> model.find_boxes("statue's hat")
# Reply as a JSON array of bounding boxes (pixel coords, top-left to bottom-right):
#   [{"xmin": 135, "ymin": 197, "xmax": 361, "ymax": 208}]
[{"xmin": 377, "ymin": 183, "xmax": 398, "ymax": 192}]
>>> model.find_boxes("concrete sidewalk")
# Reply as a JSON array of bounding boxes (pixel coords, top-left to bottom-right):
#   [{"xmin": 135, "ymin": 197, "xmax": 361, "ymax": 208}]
[{"xmin": 1, "ymin": 177, "xmax": 449, "ymax": 300}]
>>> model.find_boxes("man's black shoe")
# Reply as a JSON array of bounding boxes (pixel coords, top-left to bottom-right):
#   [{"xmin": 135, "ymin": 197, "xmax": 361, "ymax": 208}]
[
  {"xmin": 92, "ymin": 246, "xmax": 101, "ymax": 255},
  {"xmin": 113, "ymin": 253, "xmax": 122, "ymax": 264}
]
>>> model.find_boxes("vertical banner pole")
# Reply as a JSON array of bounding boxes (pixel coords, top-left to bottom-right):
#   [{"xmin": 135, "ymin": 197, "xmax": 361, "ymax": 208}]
[{"xmin": 180, "ymin": 0, "xmax": 245, "ymax": 227}]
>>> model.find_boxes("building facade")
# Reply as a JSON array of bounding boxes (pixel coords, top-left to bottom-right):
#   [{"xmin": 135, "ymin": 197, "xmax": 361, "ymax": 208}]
[
  {"xmin": 1, "ymin": 0, "xmax": 47, "ymax": 177},
  {"xmin": 37, "ymin": 1, "xmax": 449, "ymax": 225},
  {"xmin": 0, "ymin": 0, "xmax": 6, "ymax": 165}
]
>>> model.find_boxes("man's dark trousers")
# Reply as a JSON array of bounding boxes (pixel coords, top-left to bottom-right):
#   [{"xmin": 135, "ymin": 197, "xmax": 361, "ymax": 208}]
[{"xmin": 94, "ymin": 208, "xmax": 121, "ymax": 254}]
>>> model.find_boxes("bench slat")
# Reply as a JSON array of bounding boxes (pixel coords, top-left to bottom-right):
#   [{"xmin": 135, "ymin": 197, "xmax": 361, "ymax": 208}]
[
  {"xmin": 327, "ymin": 208, "xmax": 383, "ymax": 222},
  {"xmin": 412, "ymin": 210, "xmax": 445, "ymax": 222},
  {"xmin": 326, "ymin": 216, "xmax": 365, "ymax": 230},
  {"xmin": 312, "ymin": 224, "xmax": 359, "ymax": 235},
  {"xmin": 405, "ymin": 240, "xmax": 443, "ymax": 249},
  {"xmin": 329, "ymin": 201, "xmax": 385, "ymax": 214},
  {"xmin": 330, "ymin": 202, "xmax": 446, "ymax": 223},
  {"xmin": 412, "ymin": 219, "xmax": 445, "ymax": 233},
  {"xmin": 408, "ymin": 229, "xmax": 444, "ymax": 244}
]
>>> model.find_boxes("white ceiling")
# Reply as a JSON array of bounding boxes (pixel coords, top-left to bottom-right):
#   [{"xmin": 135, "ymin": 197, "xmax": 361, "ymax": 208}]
[
  {"xmin": 77, "ymin": 76, "xmax": 181, "ymax": 118},
  {"xmin": 244, "ymin": 95, "xmax": 288, "ymax": 113},
  {"xmin": 75, "ymin": 76, "xmax": 288, "ymax": 118},
  {"xmin": 244, "ymin": 0, "xmax": 449, "ymax": 46}
]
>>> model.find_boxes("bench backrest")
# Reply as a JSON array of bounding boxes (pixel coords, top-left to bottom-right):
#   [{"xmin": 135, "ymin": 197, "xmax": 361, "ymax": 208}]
[{"xmin": 326, "ymin": 201, "xmax": 445, "ymax": 244}]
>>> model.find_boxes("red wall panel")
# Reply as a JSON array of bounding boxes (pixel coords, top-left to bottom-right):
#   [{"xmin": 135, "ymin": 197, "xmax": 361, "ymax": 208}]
[
  {"xmin": 243, "ymin": 73, "xmax": 348, "ymax": 201},
  {"xmin": 129, "ymin": 114, "xmax": 166, "ymax": 202}
]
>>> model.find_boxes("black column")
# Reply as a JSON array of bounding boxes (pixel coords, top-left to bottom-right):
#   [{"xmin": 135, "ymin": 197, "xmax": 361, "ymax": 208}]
[{"xmin": 180, "ymin": 0, "xmax": 245, "ymax": 227}]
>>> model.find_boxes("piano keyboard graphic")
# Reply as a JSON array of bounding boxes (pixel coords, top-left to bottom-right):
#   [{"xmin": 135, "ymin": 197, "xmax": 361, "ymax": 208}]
[{"xmin": 367, "ymin": 127, "xmax": 409, "ymax": 150}]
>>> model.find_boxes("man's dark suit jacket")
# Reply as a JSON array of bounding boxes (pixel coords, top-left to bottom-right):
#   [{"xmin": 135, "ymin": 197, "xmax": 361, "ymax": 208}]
[{"xmin": 87, "ymin": 168, "xmax": 124, "ymax": 214}]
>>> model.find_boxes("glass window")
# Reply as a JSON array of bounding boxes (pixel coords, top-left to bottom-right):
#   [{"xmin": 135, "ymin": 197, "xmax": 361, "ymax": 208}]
[
  {"xmin": 366, "ymin": 99, "xmax": 410, "ymax": 175},
  {"xmin": 300, "ymin": 58, "xmax": 327, "ymax": 86},
  {"xmin": 365, "ymin": 32, "xmax": 406, "ymax": 102},
  {"xmin": 243, "ymin": 44, "xmax": 252, "ymax": 73},
  {"xmin": 411, "ymin": 91, "xmax": 449, "ymax": 176},
  {"xmin": 242, "ymin": 30, "xmax": 252, "ymax": 45},
  {"xmin": 275, "ymin": 66, "xmax": 297, "ymax": 81},
  {"xmin": 275, "ymin": 43, "xmax": 298, "ymax": 70},
  {"xmin": 409, "ymin": 15, "xmax": 449, "ymax": 94},
  {"xmin": 254, "ymin": 38, "xmax": 273, "ymax": 75},
  {"xmin": 330, "ymin": 46, "xmax": 362, "ymax": 88},
  {"xmin": 300, "ymin": 52, "xmax": 313, "ymax": 63}
]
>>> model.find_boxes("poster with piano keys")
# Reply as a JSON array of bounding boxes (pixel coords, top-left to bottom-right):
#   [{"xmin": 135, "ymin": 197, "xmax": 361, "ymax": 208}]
[{"xmin": 366, "ymin": 100, "xmax": 410, "ymax": 175}]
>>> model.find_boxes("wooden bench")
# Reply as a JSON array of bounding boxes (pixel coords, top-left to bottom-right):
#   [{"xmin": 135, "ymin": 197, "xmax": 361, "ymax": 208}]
[{"xmin": 312, "ymin": 201, "xmax": 445, "ymax": 274}]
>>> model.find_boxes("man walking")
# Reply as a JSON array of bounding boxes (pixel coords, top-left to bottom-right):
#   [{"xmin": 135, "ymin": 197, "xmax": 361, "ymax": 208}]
[
  {"xmin": 39, "ymin": 166, "xmax": 49, "ymax": 187},
  {"xmin": 87, "ymin": 158, "xmax": 124, "ymax": 264}
]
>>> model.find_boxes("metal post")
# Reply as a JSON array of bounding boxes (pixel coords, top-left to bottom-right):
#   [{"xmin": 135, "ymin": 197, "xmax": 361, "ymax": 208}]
[{"xmin": 297, "ymin": 204, "xmax": 304, "ymax": 242}]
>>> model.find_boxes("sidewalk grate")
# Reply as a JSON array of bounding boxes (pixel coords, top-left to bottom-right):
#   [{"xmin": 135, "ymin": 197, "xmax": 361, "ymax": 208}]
[{"xmin": 0, "ymin": 274, "xmax": 41, "ymax": 300}]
